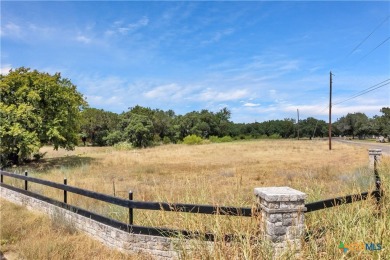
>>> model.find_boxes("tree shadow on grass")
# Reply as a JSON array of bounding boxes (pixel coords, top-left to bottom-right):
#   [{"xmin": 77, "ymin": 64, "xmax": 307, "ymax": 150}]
[{"xmin": 13, "ymin": 156, "xmax": 96, "ymax": 173}]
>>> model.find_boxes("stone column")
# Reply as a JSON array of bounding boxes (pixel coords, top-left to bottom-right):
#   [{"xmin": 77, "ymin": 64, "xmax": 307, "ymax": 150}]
[
  {"xmin": 254, "ymin": 187, "xmax": 307, "ymax": 258},
  {"xmin": 368, "ymin": 149, "xmax": 382, "ymax": 169}
]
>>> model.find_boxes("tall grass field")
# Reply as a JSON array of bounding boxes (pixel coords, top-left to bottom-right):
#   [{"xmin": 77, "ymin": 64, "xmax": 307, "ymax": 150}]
[{"xmin": 1, "ymin": 139, "xmax": 389, "ymax": 259}]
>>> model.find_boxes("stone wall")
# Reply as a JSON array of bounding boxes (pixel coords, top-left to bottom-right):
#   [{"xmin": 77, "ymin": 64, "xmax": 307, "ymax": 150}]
[
  {"xmin": 1, "ymin": 182, "xmax": 313, "ymax": 259},
  {"xmin": 0, "ymin": 186, "xmax": 179, "ymax": 259}
]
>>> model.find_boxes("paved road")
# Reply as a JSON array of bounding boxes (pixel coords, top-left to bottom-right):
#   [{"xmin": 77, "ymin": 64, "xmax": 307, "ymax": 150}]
[{"xmin": 333, "ymin": 139, "xmax": 390, "ymax": 155}]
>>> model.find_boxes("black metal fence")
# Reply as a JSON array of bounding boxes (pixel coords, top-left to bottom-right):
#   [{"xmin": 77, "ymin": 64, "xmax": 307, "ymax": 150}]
[
  {"xmin": 0, "ymin": 170, "xmax": 252, "ymax": 241},
  {"xmin": 0, "ymin": 154, "xmax": 383, "ymax": 241},
  {"xmin": 305, "ymin": 154, "xmax": 382, "ymax": 213}
]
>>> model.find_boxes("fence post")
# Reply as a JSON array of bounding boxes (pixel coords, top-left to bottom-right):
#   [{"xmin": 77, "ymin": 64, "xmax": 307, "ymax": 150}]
[
  {"xmin": 129, "ymin": 191, "xmax": 133, "ymax": 225},
  {"xmin": 369, "ymin": 149, "xmax": 382, "ymax": 205},
  {"xmin": 368, "ymin": 149, "xmax": 382, "ymax": 169},
  {"xmin": 1, "ymin": 172, "xmax": 3, "ymax": 183},
  {"xmin": 254, "ymin": 187, "xmax": 307, "ymax": 258},
  {"xmin": 64, "ymin": 178, "xmax": 68, "ymax": 204},
  {"xmin": 24, "ymin": 171, "xmax": 28, "ymax": 191}
]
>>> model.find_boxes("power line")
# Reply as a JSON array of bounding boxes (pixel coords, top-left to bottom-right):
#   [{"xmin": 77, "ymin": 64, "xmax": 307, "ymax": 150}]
[
  {"xmin": 333, "ymin": 79, "xmax": 390, "ymax": 106},
  {"xmin": 310, "ymin": 78, "xmax": 390, "ymax": 136},
  {"xmin": 346, "ymin": 15, "xmax": 390, "ymax": 58},
  {"xmin": 356, "ymin": 36, "xmax": 390, "ymax": 63},
  {"xmin": 335, "ymin": 78, "xmax": 390, "ymax": 101}
]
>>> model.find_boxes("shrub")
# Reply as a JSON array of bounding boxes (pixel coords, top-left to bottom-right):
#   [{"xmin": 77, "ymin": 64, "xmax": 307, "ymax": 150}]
[
  {"xmin": 163, "ymin": 136, "xmax": 172, "ymax": 144},
  {"xmin": 209, "ymin": 136, "xmax": 220, "ymax": 143},
  {"xmin": 103, "ymin": 131, "xmax": 123, "ymax": 146},
  {"xmin": 183, "ymin": 134, "xmax": 203, "ymax": 145},
  {"xmin": 269, "ymin": 134, "xmax": 281, "ymax": 139},
  {"xmin": 153, "ymin": 134, "xmax": 162, "ymax": 144},
  {"xmin": 219, "ymin": 136, "xmax": 233, "ymax": 142},
  {"xmin": 201, "ymin": 139, "xmax": 211, "ymax": 144},
  {"xmin": 113, "ymin": 141, "xmax": 133, "ymax": 150}
]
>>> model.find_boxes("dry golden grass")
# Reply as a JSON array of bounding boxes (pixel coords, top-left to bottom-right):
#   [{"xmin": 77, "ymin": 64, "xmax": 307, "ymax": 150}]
[
  {"xmin": 2, "ymin": 139, "xmax": 388, "ymax": 259},
  {"xmin": 0, "ymin": 199, "xmax": 152, "ymax": 260},
  {"xmin": 28, "ymin": 140, "xmax": 368, "ymax": 202}
]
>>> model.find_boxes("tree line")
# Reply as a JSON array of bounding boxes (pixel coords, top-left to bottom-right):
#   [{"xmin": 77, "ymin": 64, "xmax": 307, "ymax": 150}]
[
  {"xmin": 79, "ymin": 106, "xmax": 389, "ymax": 148},
  {"xmin": 1, "ymin": 68, "xmax": 389, "ymax": 166}
]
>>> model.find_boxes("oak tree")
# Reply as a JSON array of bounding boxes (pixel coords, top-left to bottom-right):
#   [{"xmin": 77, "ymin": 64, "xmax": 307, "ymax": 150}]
[{"xmin": 0, "ymin": 67, "xmax": 86, "ymax": 166}]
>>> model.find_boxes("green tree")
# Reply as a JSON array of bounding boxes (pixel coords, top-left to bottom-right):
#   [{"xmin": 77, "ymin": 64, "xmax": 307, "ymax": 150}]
[
  {"xmin": 124, "ymin": 114, "xmax": 154, "ymax": 148},
  {"xmin": 299, "ymin": 117, "xmax": 327, "ymax": 138},
  {"xmin": 0, "ymin": 67, "xmax": 86, "ymax": 166},
  {"xmin": 376, "ymin": 107, "xmax": 390, "ymax": 137},
  {"xmin": 80, "ymin": 108, "xmax": 119, "ymax": 146},
  {"xmin": 334, "ymin": 112, "xmax": 369, "ymax": 139}
]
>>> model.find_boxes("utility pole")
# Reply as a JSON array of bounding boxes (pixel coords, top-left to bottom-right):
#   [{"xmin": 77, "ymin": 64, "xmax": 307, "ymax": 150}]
[
  {"xmin": 329, "ymin": 71, "xmax": 333, "ymax": 150},
  {"xmin": 297, "ymin": 109, "xmax": 300, "ymax": 140}
]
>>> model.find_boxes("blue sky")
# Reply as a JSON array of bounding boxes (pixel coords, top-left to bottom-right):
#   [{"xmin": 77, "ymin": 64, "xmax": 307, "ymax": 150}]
[{"xmin": 1, "ymin": 1, "xmax": 389, "ymax": 123}]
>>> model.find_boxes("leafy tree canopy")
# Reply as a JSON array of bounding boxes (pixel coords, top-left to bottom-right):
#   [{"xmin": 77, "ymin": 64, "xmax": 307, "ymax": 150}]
[
  {"xmin": 80, "ymin": 108, "xmax": 119, "ymax": 146},
  {"xmin": 0, "ymin": 67, "xmax": 86, "ymax": 166}
]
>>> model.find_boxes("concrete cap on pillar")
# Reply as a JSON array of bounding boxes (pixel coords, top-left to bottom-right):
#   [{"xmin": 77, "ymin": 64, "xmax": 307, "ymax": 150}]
[
  {"xmin": 254, "ymin": 186, "xmax": 307, "ymax": 202},
  {"xmin": 368, "ymin": 149, "xmax": 382, "ymax": 156}
]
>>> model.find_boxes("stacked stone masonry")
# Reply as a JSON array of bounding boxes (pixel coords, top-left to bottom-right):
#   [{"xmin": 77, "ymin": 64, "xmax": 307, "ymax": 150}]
[
  {"xmin": 1, "ymin": 184, "xmax": 310, "ymax": 259},
  {"xmin": 254, "ymin": 187, "xmax": 307, "ymax": 258},
  {"xmin": 0, "ymin": 186, "xmax": 179, "ymax": 259}
]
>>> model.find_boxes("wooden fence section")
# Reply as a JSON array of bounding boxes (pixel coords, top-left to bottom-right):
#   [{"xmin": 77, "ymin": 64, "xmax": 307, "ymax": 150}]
[{"xmin": 0, "ymin": 170, "xmax": 252, "ymax": 242}]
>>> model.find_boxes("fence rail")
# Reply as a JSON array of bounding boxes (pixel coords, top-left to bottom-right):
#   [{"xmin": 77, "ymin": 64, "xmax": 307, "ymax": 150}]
[
  {"xmin": 305, "ymin": 153, "xmax": 382, "ymax": 213},
  {"xmin": 0, "ymin": 170, "xmax": 254, "ymax": 241},
  {"xmin": 0, "ymin": 170, "xmax": 252, "ymax": 216},
  {"xmin": 305, "ymin": 190, "xmax": 380, "ymax": 213},
  {"xmin": 1, "ymin": 182, "xmax": 246, "ymax": 241},
  {"xmin": 0, "ymin": 150, "xmax": 383, "ymax": 242}
]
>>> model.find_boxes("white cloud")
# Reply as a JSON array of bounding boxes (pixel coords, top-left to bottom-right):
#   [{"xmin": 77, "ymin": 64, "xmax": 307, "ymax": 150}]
[
  {"xmin": 0, "ymin": 64, "xmax": 12, "ymax": 75},
  {"xmin": 77, "ymin": 75, "xmax": 127, "ymax": 94},
  {"xmin": 144, "ymin": 83, "xmax": 182, "ymax": 99},
  {"xmin": 243, "ymin": 102, "xmax": 260, "ymax": 107},
  {"xmin": 332, "ymin": 104, "xmax": 387, "ymax": 117},
  {"xmin": 283, "ymin": 104, "xmax": 329, "ymax": 116},
  {"xmin": 105, "ymin": 16, "xmax": 149, "ymax": 36},
  {"xmin": 199, "ymin": 88, "xmax": 248, "ymax": 101},
  {"xmin": 128, "ymin": 16, "xmax": 149, "ymax": 30},
  {"xmin": 202, "ymin": 28, "xmax": 235, "ymax": 44},
  {"xmin": 75, "ymin": 35, "xmax": 92, "ymax": 44},
  {"xmin": 86, "ymin": 95, "xmax": 124, "ymax": 106},
  {"xmin": 28, "ymin": 23, "xmax": 54, "ymax": 36},
  {"xmin": 1, "ymin": 22, "xmax": 22, "ymax": 38}
]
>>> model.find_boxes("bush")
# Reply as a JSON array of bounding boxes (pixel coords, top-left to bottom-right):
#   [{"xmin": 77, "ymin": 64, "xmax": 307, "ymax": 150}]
[
  {"xmin": 219, "ymin": 136, "xmax": 233, "ymax": 142},
  {"xmin": 209, "ymin": 136, "xmax": 233, "ymax": 143},
  {"xmin": 153, "ymin": 134, "xmax": 162, "ymax": 144},
  {"xmin": 163, "ymin": 136, "xmax": 171, "ymax": 144},
  {"xmin": 104, "ymin": 131, "xmax": 123, "ymax": 146},
  {"xmin": 269, "ymin": 134, "xmax": 281, "ymax": 139},
  {"xmin": 209, "ymin": 136, "xmax": 220, "ymax": 143},
  {"xmin": 113, "ymin": 141, "xmax": 133, "ymax": 150},
  {"xmin": 183, "ymin": 134, "xmax": 203, "ymax": 145}
]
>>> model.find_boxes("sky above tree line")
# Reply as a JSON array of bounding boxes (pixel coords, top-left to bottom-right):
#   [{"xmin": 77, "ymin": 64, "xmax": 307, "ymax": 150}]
[{"xmin": 1, "ymin": 1, "xmax": 389, "ymax": 123}]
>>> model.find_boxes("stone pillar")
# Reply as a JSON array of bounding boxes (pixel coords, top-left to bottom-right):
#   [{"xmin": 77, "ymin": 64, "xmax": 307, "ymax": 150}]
[
  {"xmin": 254, "ymin": 187, "xmax": 307, "ymax": 258},
  {"xmin": 368, "ymin": 149, "xmax": 382, "ymax": 169}
]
